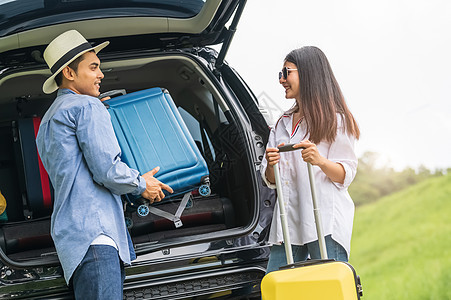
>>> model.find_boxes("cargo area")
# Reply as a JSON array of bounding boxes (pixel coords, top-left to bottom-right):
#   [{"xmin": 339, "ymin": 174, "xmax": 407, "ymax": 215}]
[{"xmin": 0, "ymin": 53, "xmax": 257, "ymax": 263}]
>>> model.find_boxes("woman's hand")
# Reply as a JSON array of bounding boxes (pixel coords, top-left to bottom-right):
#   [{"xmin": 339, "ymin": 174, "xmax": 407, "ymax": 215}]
[
  {"xmin": 265, "ymin": 142, "xmax": 285, "ymax": 166},
  {"xmin": 294, "ymin": 140, "xmax": 345, "ymax": 184},
  {"xmin": 294, "ymin": 140, "xmax": 325, "ymax": 166},
  {"xmin": 264, "ymin": 143, "xmax": 285, "ymax": 184}
]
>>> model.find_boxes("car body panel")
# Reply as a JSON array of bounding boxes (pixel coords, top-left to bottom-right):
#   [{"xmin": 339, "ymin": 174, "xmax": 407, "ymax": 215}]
[
  {"xmin": 0, "ymin": 0, "xmax": 234, "ymax": 54},
  {"xmin": 0, "ymin": 1, "xmax": 275, "ymax": 299}
]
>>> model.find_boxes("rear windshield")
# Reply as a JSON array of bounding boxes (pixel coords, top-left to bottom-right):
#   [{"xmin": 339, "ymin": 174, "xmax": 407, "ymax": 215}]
[{"xmin": 0, "ymin": 0, "xmax": 206, "ymax": 37}]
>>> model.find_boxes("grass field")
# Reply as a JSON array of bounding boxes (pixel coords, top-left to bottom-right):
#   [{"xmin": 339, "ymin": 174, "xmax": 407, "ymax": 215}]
[{"xmin": 349, "ymin": 173, "xmax": 451, "ymax": 299}]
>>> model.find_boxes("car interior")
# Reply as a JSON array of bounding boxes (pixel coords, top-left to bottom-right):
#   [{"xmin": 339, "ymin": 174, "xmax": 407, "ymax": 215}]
[{"xmin": 0, "ymin": 53, "xmax": 257, "ymax": 262}]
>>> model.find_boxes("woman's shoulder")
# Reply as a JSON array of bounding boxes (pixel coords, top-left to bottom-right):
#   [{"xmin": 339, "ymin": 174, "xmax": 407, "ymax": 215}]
[
  {"xmin": 334, "ymin": 113, "xmax": 358, "ymax": 143},
  {"xmin": 336, "ymin": 113, "xmax": 346, "ymax": 127}
]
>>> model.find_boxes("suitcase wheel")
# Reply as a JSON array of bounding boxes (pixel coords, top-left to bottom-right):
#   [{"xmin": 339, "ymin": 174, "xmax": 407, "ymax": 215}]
[
  {"xmin": 137, "ymin": 204, "xmax": 150, "ymax": 217},
  {"xmin": 198, "ymin": 184, "xmax": 211, "ymax": 197},
  {"xmin": 186, "ymin": 197, "xmax": 193, "ymax": 209},
  {"xmin": 125, "ymin": 216, "xmax": 134, "ymax": 229}
]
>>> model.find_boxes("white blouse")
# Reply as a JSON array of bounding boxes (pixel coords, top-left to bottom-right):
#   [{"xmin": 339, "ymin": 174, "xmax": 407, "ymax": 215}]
[{"xmin": 260, "ymin": 110, "xmax": 358, "ymax": 256}]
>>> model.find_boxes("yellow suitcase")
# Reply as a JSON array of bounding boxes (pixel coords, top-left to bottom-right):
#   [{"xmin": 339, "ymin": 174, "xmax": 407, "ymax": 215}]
[
  {"xmin": 261, "ymin": 260, "xmax": 362, "ymax": 299},
  {"xmin": 260, "ymin": 144, "xmax": 363, "ymax": 299}
]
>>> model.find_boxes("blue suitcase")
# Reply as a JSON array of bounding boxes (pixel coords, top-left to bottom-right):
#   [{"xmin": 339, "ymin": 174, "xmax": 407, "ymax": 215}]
[{"xmin": 103, "ymin": 88, "xmax": 210, "ymax": 225}]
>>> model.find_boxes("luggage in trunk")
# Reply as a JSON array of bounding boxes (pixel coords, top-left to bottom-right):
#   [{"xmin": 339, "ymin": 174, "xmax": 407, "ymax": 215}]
[
  {"xmin": 14, "ymin": 118, "xmax": 53, "ymax": 219},
  {"xmin": 0, "ymin": 118, "xmax": 53, "ymax": 222},
  {"xmin": 0, "ymin": 218, "xmax": 54, "ymax": 260},
  {"xmin": 103, "ymin": 87, "xmax": 211, "ymax": 202},
  {"xmin": 128, "ymin": 195, "xmax": 235, "ymax": 242}
]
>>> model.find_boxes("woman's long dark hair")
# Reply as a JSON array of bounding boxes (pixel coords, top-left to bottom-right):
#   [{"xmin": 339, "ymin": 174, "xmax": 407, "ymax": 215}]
[{"xmin": 285, "ymin": 46, "xmax": 360, "ymax": 144}]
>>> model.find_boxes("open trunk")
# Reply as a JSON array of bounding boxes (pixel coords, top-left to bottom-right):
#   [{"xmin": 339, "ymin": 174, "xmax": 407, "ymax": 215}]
[{"xmin": 0, "ymin": 51, "xmax": 258, "ymax": 264}]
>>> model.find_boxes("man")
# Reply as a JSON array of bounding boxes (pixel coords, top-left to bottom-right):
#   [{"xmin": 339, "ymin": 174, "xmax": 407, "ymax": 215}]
[{"xmin": 36, "ymin": 30, "xmax": 173, "ymax": 299}]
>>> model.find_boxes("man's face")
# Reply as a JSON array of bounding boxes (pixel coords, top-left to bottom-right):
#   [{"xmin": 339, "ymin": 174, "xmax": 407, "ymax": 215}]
[{"xmin": 70, "ymin": 51, "xmax": 104, "ymax": 97}]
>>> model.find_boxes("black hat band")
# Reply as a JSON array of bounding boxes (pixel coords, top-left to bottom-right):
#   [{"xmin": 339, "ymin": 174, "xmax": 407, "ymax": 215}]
[{"xmin": 50, "ymin": 42, "xmax": 92, "ymax": 74}]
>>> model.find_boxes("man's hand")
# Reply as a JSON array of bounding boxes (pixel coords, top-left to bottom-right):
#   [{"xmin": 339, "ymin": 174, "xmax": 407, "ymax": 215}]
[{"xmin": 141, "ymin": 166, "xmax": 173, "ymax": 204}]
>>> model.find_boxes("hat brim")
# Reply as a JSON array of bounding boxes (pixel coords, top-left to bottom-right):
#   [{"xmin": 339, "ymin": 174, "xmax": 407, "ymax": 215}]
[{"xmin": 42, "ymin": 41, "xmax": 109, "ymax": 94}]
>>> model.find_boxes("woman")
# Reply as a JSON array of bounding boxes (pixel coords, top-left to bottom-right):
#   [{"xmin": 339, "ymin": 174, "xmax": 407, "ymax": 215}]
[{"xmin": 261, "ymin": 46, "xmax": 360, "ymax": 273}]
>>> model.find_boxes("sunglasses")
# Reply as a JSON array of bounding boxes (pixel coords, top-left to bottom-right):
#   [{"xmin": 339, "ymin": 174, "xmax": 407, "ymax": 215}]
[{"xmin": 279, "ymin": 67, "xmax": 298, "ymax": 80}]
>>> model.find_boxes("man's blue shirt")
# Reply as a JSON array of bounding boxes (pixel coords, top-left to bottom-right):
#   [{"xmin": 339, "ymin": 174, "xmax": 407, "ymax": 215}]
[{"xmin": 36, "ymin": 89, "xmax": 145, "ymax": 283}]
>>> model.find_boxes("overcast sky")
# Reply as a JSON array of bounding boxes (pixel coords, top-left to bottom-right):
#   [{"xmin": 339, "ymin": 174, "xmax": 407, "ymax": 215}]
[{"xmin": 224, "ymin": 0, "xmax": 451, "ymax": 171}]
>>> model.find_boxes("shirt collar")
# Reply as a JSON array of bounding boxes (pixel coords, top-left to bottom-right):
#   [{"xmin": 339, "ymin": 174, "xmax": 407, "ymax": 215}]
[
  {"xmin": 57, "ymin": 88, "xmax": 77, "ymax": 97},
  {"xmin": 279, "ymin": 107, "xmax": 305, "ymax": 138}
]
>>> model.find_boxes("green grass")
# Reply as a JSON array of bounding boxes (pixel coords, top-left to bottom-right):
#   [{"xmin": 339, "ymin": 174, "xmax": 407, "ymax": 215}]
[{"xmin": 349, "ymin": 174, "xmax": 451, "ymax": 300}]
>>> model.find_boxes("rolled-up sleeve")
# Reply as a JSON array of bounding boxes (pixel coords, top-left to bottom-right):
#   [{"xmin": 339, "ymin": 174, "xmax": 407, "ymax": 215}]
[
  {"xmin": 328, "ymin": 128, "xmax": 358, "ymax": 189},
  {"xmin": 75, "ymin": 101, "xmax": 146, "ymax": 196}
]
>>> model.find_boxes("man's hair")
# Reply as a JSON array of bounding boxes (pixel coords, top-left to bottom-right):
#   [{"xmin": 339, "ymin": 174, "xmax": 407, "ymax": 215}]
[{"xmin": 54, "ymin": 50, "xmax": 94, "ymax": 86}]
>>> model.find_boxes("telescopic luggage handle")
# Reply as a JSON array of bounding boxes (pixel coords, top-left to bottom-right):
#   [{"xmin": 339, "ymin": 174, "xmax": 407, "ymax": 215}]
[{"xmin": 273, "ymin": 143, "xmax": 328, "ymax": 263}]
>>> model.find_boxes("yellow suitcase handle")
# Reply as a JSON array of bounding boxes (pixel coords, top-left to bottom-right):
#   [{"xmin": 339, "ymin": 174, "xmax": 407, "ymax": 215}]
[{"xmin": 274, "ymin": 144, "xmax": 328, "ymax": 262}]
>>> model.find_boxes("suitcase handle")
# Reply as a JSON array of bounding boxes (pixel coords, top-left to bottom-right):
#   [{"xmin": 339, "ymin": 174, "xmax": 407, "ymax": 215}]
[
  {"xmin": 98, "ymin": 89, "xmax": 127, "ymax": 100},
  {"xmin": 273, "ymin": 164, "xmax": 294, "ymax": 264},
  {"xmin": 277, "ymin": 143, "xmax": 304, "ymax": 152},
  {"xmin": 274, "ymin": 144, "xmax": 328, "ymax": 262},
  {"xmin": 279, "ymin": 258, "xmax": 335, "ymax": 270}
]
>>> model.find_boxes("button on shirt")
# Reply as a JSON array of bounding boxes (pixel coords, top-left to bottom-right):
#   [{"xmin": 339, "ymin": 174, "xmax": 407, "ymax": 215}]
[
  {"xmin": 260, "ymin": 110, "xmax": 358, "ymax": 256},
  {"xmin": 36, "ymin": 89, "xmax": 146, "ymax": 283}
]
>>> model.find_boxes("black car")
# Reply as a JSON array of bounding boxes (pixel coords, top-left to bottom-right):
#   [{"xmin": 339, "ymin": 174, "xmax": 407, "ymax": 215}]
[{"xmin": 0, "ymin": 0, "xmax": 276, "ymax": 299}]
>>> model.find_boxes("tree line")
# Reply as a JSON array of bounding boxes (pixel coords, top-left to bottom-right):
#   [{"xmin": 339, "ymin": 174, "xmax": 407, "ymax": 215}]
[{"xmin": 348, "ymin": 151, "xmax": 449, "ymax": 206}]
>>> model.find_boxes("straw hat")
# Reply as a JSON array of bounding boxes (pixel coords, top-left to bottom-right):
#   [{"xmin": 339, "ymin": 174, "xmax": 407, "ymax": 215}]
[{"xmin": 42, "ymin": 30, "xmax": 109, "ymax": 94}]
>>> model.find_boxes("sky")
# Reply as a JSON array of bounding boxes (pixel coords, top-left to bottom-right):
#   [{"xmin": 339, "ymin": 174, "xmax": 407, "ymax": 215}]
[{"xmin": 223, "ymin": 0, "xmax": 451, "ymax": 171}]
